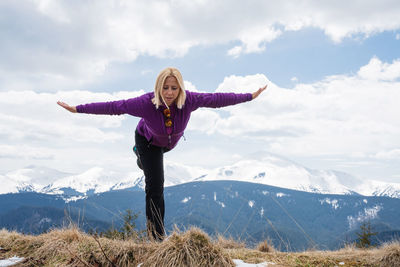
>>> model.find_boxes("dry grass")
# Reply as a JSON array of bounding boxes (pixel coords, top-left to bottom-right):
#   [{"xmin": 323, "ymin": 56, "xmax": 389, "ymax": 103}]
[
  {"xmin": 0, "ymin": 227, "xmax": 150, "ymax": 266},
  {"xmin": 224, "ymin": 240, "xmax": 400, "ymax": 267},
  {"xmin": 142, "ymin": 227, "xmax": 234, "ymax": 267},
  {"xmin": 378, "ymin": 241, "xmax": 400, "ymax": 267},
  {"xmin": 1, "ymin": 227, "xmax": 400, "ymax": 267},
  {"xmin": 216, "ymin": 234, "xmax": 246, "ymax": 249},
  {"xmin": 256, "ymin": 239, "xmax": 275, "ymax": 253},
  {"xmin": 0, "ymin": 227, "xmax": 233, "ymax": 267}
]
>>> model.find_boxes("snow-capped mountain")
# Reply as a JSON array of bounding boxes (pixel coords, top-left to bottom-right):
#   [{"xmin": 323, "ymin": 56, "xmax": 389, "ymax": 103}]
[
  {"xmin": 195, "ymin": 157, "xmax": 358, "ymax": 195},
  {"xmin": 0, "ymin": 165, "xmax": 143, "ymax": 200},
  {"xmin": 164, "ymin": 152, "xmax": 400, "ymax": 198},
  {"xmin": 1, "ymin": 152, "xmax": 400, "ymax": 200},
  {"xmin": 0, "ymin": 165, "xmax": 71, "ymax": 194},
  {"xmin": 40, "ymin": 167, "xmax": 140, "ymax": 195}
]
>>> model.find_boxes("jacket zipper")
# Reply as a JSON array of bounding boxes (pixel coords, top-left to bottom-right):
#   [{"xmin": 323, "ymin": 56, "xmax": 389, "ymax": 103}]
[{"xmin": 168, "ymin": 106, "xmax": 173, "ymax": 145}]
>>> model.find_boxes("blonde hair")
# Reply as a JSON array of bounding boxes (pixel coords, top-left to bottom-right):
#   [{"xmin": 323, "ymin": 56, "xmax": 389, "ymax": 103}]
[{"xmin": 152, "ymin": 67, "xmax": 186, "ymax": 109}]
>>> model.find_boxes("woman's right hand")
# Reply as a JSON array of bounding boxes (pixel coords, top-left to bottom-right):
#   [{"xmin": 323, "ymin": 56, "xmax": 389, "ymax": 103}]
[
  {"xmin": 57, "ymin": 101, "xmax": 77, "ymax": 113},
  {"xmin": 252, "ymin": 84, "xmax": 268, "ymax": 100}
]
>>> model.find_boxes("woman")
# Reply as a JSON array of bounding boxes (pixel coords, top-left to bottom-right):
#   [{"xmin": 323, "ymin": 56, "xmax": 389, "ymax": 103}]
[{"xmin": 57, "ymin": 67, "xmax": 267, "ymax": 241}]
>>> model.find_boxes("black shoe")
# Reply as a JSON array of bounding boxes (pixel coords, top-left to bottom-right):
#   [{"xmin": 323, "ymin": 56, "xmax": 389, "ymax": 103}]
[{"xmin": 133, "ymin": 146, "xmax": 143, "ymax": 170}]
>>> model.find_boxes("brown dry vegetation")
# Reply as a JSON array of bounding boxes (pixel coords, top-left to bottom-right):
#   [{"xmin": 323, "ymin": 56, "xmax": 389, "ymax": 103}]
[
  {"xmin": 215, "ymin": 234, "xmax": 246, "ymax": 249},
  {"xmin": 256, "ymin": 239, "xmax": 275, "ymax": 253},
  {"xmin": 1, "ymin": 227, "xmax": 400, "ymax": 267}
]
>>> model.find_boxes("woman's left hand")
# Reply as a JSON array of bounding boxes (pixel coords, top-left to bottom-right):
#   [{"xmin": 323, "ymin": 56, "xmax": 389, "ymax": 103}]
[{"xmin": 252, "ymin": 85, "xmax": 268, "ymax": 100}]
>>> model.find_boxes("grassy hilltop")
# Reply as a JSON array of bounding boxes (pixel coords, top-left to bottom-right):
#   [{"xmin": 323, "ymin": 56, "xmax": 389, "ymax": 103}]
[{"xmin": 0, "ymin": 227, "xmax": 399, "ymax": 267}]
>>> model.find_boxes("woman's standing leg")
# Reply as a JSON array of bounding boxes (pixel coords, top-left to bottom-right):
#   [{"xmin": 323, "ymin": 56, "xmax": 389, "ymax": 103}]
[{"xmin": 135, "ymin": 131, "xmax": 165, "ymax": 241}]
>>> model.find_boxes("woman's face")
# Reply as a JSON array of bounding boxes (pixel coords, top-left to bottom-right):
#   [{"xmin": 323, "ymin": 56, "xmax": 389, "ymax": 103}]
[{"xmin": 162, "ymin": 76, "xmax": 180, "ymax": 106}]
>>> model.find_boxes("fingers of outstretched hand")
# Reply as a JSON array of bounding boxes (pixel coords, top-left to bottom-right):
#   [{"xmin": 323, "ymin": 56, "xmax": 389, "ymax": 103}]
[
  {"xmin": 57, "ymin": 101, "xmax": 66, "ymax": 107},
  {"xmin": 258, "ymin": 85, "xmax": 268, "ymax": 95},
  {"xmin": 57, "ymin": 101, "xmax": 76, "ymax": 113},
  {"xmin": 57, "ymin": 101, "xmax": 69, "ymax": 109},
  {"xmin": 253, "ymin": 84, "xmax": 268, "ymax": 99}
]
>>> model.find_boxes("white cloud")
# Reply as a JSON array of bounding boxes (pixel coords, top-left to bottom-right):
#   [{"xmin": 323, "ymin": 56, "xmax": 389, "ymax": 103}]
[
  {"xmin": 140, "ymin": 69, "xmax": 153, "ymax": 76},
  {"xmin": 231, "ymin": 26, "xmax": 282, "ymax": 57},
  {"xmin": 0, "ymin": 144, "xmax": 54, "ymax": 160},
  {"xmin": 0, "ymin": 90, "xmax": 144, "ymax": 144},
  {"xmin": 187, "ymin": 109, "xmax": 221, "ymax": 134},
  {"xmin": 227, "ymin": 46, "xmax": 243, "ymax": 58},
  {"xmin": 2, "ymin": 0, "xmax": 400, "ymax": 90},
  {"xmin": 188, "ymin": 57, "xmax": 400, "ymax": 158},
  {"xmin": 358, "ymin": 57, "xmax": 400, "ymax": 81},
  {"xmin": 373, "ymin": 149, "xmax": 400, "ymax": 160},
  {"xmin": 216, "ymin": 74, "xmax": 269, "ymax": 94},
  {"xmin": 183, "ymin": 80, "xmax": 199, "ymax": 92}
]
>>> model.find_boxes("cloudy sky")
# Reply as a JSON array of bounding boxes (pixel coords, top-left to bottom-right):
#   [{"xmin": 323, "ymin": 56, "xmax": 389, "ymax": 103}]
[{"xmin": 1, "ymin": 0, "xmax": 400, "ymax": 183}]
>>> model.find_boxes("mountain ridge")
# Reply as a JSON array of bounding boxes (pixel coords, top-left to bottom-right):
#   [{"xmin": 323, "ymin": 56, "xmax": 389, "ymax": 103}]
[{"xmin": 1, "ymin": 152, "xmax": 399, "ymax": 200}]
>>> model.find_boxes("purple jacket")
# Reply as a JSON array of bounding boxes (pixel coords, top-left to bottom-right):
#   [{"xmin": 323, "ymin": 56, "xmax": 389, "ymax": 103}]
[{"xmin": 77, "ymin": 91, "xmax": 252, "ymax": 150}]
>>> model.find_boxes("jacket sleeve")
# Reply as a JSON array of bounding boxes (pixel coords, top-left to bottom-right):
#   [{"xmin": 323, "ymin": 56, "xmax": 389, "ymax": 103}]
[
  {"xmin": 76, "ymin": 94, "xmax": 150, "ymax": 117},
  {"xmin": 187, "ymin": 91, "xmax": 253, "ymax": 111}
]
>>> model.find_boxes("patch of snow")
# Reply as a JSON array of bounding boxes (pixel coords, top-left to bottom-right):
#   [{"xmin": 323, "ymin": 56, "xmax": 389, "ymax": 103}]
[
  {"xmin": 213, "ymin": 191, "xmax": 225, "ymax": 207},
  {"xmin": 217, "ymin": 201, "xmax": 226, "ymax": 208},
  {"xmin": 260, "ymin": 207, "xmax": 264, "ymax": 217},
  {"xmin": 38, "ymin": 217, "xmax": 52, "ymax": 225},
  {"xmin": 347, "ymin": 205, "xmax": 382, "ymax": 229},
  {"xmin": 319, "ymin": 198, "xmax": 340, "ymax": 210},
  {"xmin": 364, "ymin": 205, "xmax": 382, "ymax": 219},
  {"xmin": 363, "ymin": 199, "xmax": 368, "ymax": 204},
  {"xmin": 248, "ymin": 200, "xmax": 255, "ymax": 208},
  {"xmin": 112, "ymin": 175, "xmax": 140, "ymax": 190},
  {"xmin": 181, "ymin": 197, "xmax": 191, "ymax": 203},
  {"xmin": 0, "ymin": 256, "xmax": 24, "ymax": 266},
  {"xmin": 262, "ymin": 190, "xmax": 269, "ymax": 195},
  {"xmin": 64, "ymin": 195, "xmax": 87, "ymax": 203},
  {"xmin": 276, "ymin": 192, "xmax": 288, "ymax": 198},
  {"xmin": 233, "ymin": 259, "xmax": 274, "ymax": 266}
]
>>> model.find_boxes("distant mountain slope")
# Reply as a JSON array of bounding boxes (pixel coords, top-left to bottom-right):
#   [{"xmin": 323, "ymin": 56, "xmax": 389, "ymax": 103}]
[
  {"xmin": 0, "ymin": 206, "xmax": 110, "ymax": 234},
  {"xmin": 2, "ymin": 181, "xmax": 399, "ymax": 251},
  {"xmin": 0, "ymin": 192, "xmax": 110, "ymax": 234},
  {"xmin": 159, "ymin": 181, "xmax": 400, "ymax": 250}
]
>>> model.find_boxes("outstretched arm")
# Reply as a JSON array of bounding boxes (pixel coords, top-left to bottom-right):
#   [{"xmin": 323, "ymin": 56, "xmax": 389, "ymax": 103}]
[
  {"xmin": 57, "ymin": 93, "xmax": 151, "ymax": 117},
  {"xmin": 188, "ymin": 84, "xmax": 268, "ymax": 111},
  {"xmin": 57, "ymin": 101, "xmax": 77, "ymax": 113},
  {"xmin": 252, "ymin": 85, "xmax": 268, "ymax": 100}
]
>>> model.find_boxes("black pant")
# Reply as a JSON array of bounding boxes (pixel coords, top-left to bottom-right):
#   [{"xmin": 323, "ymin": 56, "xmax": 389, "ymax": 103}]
[{"xmin": 135, "ymin": 131, "xmax": 168, "ymax": 240}]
